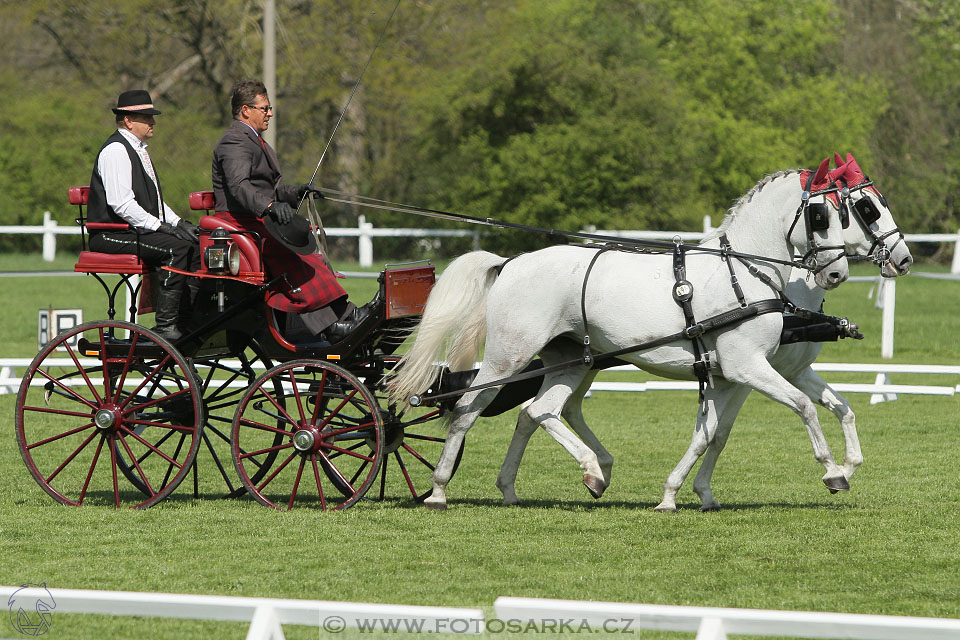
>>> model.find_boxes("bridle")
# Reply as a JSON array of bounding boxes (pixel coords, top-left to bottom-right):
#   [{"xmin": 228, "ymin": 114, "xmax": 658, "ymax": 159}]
[
  {"xmin": 786, "ymin": 171, "xmax": 847, "ymax": 274},
  {"xmin": 836, "ymin": 178, "xmax": 905, "ymax": 267}
]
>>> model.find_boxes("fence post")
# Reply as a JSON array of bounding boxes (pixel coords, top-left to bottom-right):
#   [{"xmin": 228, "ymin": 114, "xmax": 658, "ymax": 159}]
[
  {"xmin": 358, "ymin": 215, "xmax": 373, "ymax": 268},
  {"xmin": 871, "ymin": 278, "xmax": 898, "ymax": 404},
  {"xmin": 951, "ymin": 229, "xmax": 960, "ymax": 274},
  {"xmin": 43, "ymin": 211, "xmax": 57, "ymax": 262}
]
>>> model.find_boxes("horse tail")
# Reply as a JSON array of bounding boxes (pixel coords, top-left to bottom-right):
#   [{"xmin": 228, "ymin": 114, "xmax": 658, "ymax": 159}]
[{"xmin": 388, "ymin": 250, "xmax": 507, "ymax": 406}]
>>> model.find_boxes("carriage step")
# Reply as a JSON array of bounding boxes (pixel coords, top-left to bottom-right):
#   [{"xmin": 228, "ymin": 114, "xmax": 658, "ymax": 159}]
[{"xmin": 77, "ymin": 336, "xmax": 170, "ymax": 359}]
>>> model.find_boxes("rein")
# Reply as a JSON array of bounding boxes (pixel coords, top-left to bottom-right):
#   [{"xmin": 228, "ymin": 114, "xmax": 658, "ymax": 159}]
[{"xmin": 318, "ymin": 188, "xmax": 830, "ymax": 274}]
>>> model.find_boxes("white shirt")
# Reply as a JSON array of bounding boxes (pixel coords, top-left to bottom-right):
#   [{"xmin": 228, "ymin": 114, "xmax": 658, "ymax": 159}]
[{"xmin": 96, "ymin": 128, "xmax": 181, "ymax": 231}]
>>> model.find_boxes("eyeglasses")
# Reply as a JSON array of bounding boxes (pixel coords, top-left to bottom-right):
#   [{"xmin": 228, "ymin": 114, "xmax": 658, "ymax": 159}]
[{"xmin": 247, "ymin": 104, "xmax": 274, "ymax": 114}]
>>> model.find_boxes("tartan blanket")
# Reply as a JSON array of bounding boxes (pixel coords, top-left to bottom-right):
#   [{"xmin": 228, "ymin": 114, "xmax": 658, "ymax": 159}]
[{"xmin": 214, "ymin": 211, "xmax": 346, "ymax": 312}]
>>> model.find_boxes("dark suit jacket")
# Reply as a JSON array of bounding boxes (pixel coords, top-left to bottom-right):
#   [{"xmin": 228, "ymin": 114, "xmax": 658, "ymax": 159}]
[
  {"xmin": 212, "ymin": 120, "xmax": 297, "ymax": 214},
  {"xmin": 211, "ymin": 120, "xmax": 346, "ymax": 313}
]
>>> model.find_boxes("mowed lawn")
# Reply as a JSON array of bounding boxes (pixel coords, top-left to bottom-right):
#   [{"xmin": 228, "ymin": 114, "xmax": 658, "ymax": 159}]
[{"xmin": 0, "ymin": 257, "xmax": 958, "ymax": 638}]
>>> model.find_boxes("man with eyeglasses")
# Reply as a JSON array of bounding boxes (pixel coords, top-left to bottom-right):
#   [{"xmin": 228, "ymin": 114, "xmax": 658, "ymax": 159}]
[
  {"xmin": 87, "ymin": 89, "xmax": 200, "ymax": 342},
  {"xmin": 211, "ymin": 79, "xmax": 373, "ymax": 343}
]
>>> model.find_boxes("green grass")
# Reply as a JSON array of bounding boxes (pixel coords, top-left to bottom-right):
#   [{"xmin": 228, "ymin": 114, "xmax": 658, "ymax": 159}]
[{"xmin": 0, "ymin": 257, "xmax": 958, "ymax": 638}]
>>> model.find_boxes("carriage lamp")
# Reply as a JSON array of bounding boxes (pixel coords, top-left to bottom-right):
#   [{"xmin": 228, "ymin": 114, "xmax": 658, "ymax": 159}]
[{"xmin": 204, "ymin": 227, "xmax": 240, "ymax": 275}]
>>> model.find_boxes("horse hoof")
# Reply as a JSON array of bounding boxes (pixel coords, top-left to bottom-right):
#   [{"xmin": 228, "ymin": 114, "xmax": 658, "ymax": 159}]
[
  {"xmin": 700, "ymin": 502, "xmax": 721, "ymax": 512},
  {"xmin": 653, "ymin": 503, "xmax": 677, "ymax": 513},
  {"xmin": 583, "ymin": 475, "xmax": 605, "ymax": 499},
  {"xmin": 423, "ymin": 500, "xmax": 448, "ymax": 511},
  {"xmin": 823, "ymin": 475, "xmax": 850, "ymax": 493}
]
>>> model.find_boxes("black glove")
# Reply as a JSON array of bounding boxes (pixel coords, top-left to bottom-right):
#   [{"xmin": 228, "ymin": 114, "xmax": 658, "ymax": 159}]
[
  {"xmin": 296, "ymin": 183, "xmax": 324, "ymax": 201},
  {"xmin": 262, "ymin": 201, "xmax": 294, "ymax": 225},
  {"xmin": 176, "ymin": 220, "xmax": 199, "ymax": 243}
]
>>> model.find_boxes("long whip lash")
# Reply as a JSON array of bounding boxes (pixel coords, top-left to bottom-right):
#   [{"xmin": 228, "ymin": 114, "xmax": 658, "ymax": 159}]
[
  {"xmin": 300, "ymin": 0, "xmax": 401, "ymax": 206},
  {"xmin": 298, "ymin": 0, "xmax": 401, "ymax": 252}
]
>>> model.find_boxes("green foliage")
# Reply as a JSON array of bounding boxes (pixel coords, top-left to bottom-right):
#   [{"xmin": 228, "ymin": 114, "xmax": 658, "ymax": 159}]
[{"xmin": 0, "ymin": 0, "xmax": 958, "ymax": 257}]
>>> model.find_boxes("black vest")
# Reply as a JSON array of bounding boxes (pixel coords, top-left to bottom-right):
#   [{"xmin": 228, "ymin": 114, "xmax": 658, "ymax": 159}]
[{"xmin": 87, "ymin": 131, "xmax": 163, "ymax": 226}]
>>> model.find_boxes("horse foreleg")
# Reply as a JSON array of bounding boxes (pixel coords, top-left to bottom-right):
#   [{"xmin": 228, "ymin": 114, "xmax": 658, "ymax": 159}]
[
  {"xmin": 725, "ymin": 357, "xmax": 848, "ymax": 493},
  {"xmin": 656, "ymin": 381, "xmax": 740, "ymax": 513},
  {"xmin": 691, "ymin": 384, "xmax": 751, "ymax": 511},
  {"xmin": 791, "ymin": 367, "xmax": 862, "ymax": 483}
]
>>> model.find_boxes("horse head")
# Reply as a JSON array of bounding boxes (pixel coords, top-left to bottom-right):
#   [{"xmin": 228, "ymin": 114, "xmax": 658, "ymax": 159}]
[
  {"xmin": 832, "ymin": 153, "xmax": 913, "ymax": 277},
  {"xmin": 788, "ymin": 157, "xmax": 850, "ymax": 290}
]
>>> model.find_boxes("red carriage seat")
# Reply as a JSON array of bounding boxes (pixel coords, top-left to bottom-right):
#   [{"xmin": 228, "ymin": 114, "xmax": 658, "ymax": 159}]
[
  {"xmin": 71, "ymin": 187, "xmax": 150, "ymax": 275},
  {"xmin": 70, "ymin": 186, "xmax": 152, "ymax": 319}
]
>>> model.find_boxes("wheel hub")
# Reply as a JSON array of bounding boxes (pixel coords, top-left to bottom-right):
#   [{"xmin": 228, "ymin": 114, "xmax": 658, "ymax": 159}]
[
  {"xmin": 94, "ymin": 407, "xmax": 120, "ymax": 432},
  {"xmin": 293, "ymin": 427, "xmax": 319, "ymax": 452}
]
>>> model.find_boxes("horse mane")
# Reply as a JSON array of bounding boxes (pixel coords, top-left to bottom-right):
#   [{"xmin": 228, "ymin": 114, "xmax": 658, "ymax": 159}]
[{"xmin": 702, "ymin": 169, "xmax": 802, "ymax": 244}]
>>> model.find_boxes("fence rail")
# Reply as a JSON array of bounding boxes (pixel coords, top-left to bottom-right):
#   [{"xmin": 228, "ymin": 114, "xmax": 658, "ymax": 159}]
[
  {"xmin": 5, "ymin": 213, "xmax": 960, "ymax": 270},
  {"xmin": 2, "ymin": 586, "xmax": 958, "ymax": 640}
]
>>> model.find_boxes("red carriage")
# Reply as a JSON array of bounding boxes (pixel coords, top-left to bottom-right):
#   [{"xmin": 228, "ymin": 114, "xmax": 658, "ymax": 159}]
[{"xmin": 13, "ymin": 187, "xmax": 460, "ymax": 510}]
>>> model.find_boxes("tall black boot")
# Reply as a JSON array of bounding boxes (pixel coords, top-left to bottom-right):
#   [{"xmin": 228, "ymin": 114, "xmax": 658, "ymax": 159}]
[
  {"xmin": 177, "ymin": 279, "xmax": 201, "ymax": 332},
  {"xmin": 152, "ymin": 287, "xmax": 184, "ymax": 342}
]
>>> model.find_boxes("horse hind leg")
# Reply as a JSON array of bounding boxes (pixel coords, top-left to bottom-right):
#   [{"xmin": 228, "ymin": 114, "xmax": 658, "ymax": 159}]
[
  {"xmin": 560, "ymin": 370, "xmax": 611, "ymax": 498},
  {"xmin": 425, "ymin": 385, "xmax": 500, "ymax": 510},
  {"xmin": 496, "ymin": 403, "xmax": 537, "ymax": 506},
  {"xmin": 496, "ymin": 369, "xmax": 601, "ymax": 505}
]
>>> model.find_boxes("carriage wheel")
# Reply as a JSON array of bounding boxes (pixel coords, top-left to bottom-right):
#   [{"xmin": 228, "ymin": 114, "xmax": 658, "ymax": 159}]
[
  {"xmin": 231, "ymin": 360, "xmax": 384, "ymax": 510},
  {"xmin": 15, "ymin": 321, "xmax": 203, "ymax": 508},
  {"xmin": 191, "ymin": 341, "xmax": 283, "ymax": 498},
  {"xmin": 360, "ymin": 357, "xmax": 464, "ymax": 503}
]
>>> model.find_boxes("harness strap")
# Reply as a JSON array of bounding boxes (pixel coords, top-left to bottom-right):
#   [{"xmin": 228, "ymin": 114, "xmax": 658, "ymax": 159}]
[
  {"xmin": 413, "ymin": 298, "xmax": 786, "ymax": 406},
  {"xmin": 720, "ymin": 234, "xmax": 747, "ymax": 307},
  {"xmin": 580, "ymin": 247, "xmax": 613, "ymax": 366},
  {"xmin": 671, "ymin": 243, "xmax": 711, "ymax": 401}
]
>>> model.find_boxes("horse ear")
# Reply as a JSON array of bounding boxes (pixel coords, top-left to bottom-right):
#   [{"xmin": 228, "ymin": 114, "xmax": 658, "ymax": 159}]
[
  {"xmin": 834, "ymin": 152, "xmax": 844, "ymax": 168},
  {"xmin": 843, "ymin": 153, "xmax": 864, "ymax": 184},
  {"xmin": 812, "ymin": 157, "xmax": 830, "ymax": 184}
]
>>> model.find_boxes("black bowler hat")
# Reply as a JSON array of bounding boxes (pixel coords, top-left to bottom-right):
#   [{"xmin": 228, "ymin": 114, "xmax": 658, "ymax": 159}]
[
  {"xmin": 264, "ymin": 214, "xmax": 318, "ymax": 256},
  {"xmin": 112, "ymin": 89, "xmax": 162, "ymax": 115}
]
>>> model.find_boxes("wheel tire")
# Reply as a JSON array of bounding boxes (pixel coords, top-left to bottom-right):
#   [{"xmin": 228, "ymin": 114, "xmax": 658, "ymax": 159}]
[
  {"xmin": 231, "ymin": 360, "xmax": 384, "ymax": 510},
  {"xmin": 15, "ymin": 321, "xmax": 204, "ymax": 508}
]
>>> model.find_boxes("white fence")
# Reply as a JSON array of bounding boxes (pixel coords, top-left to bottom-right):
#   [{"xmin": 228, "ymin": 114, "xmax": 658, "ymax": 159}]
[
  {"xmin": 0, "ymin": 213, "xmax": 481, "ymax": 267},
  {"xmin": 2, "ymin": 586, "xmax": 959, "ymax": 639},
  {"xmin": 4, "ymin": 213, "xmax": 960, "ymax": 270}
]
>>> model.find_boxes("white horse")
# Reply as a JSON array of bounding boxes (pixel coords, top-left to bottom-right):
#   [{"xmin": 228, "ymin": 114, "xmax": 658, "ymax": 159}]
[
  {"xmin": 492, "ymin": 154, "xmax": 913, "ymax": 512},
  {"xmin": 389, "ymin": 162, "xmax": 852, "ymax": 510}
]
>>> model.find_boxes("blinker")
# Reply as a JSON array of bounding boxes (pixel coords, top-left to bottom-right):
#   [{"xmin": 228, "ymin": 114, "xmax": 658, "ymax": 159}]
[
  {"xmin": 807, "ymin": 202, "xmax": 830, "ymax": 232},
  {"xmin": 853, "ymin": 197, "xmax": 881, "ymax": 225}
]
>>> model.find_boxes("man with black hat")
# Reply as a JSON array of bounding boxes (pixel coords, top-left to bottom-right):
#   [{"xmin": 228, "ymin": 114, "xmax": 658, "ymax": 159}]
[
  {"xmin": 87, "ymin": 89, "xmax": 200, "ymax": 342},
  {"xmin": 211, "ymin": 79, "xmax": 372, "ymax": 342}
]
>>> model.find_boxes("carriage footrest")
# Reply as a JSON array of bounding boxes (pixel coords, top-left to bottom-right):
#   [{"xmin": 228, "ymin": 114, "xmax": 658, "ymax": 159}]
[
  {"xmin": 75, "ymin": 251, "xmax": 149, "ymax": 275},
  {"xmin": 77, "ymin": 336, "xmax": 168, "ymax": 359}
]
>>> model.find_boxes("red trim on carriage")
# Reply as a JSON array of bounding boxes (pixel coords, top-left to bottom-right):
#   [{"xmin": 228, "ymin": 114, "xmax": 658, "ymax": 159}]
[
  {"xmin": 68, "ymin": 186, "xmax": 90, "ymax": 206},
  {"xmin": 189, "ymin": 190, "xmax": 215, "ymax": 211}
]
